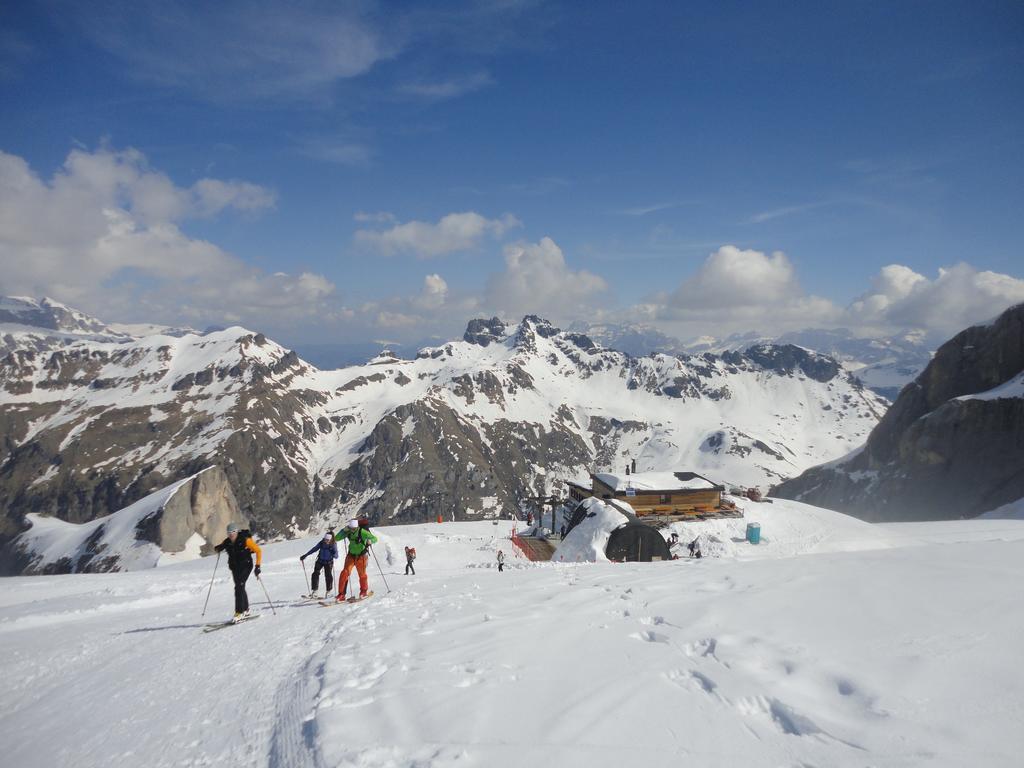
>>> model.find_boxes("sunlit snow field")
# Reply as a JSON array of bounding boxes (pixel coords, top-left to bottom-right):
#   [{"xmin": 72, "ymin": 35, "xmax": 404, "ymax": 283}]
[{"xmin": 2, "ymin": 500, "xmax": 1023, "ymax": 768}]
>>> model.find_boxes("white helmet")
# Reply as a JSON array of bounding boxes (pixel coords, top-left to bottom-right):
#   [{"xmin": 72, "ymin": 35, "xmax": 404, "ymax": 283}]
[{"xmin": 347, "ymin": 519, "xmax": 359, "ymax": 529}]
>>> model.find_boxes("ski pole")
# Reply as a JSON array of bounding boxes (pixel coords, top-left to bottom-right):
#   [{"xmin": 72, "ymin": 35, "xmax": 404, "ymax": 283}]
[
  {"xmin": 257, "ymin": 573, "xmax": 277, "ymax": 615},
  {"xmin": 201, "ymin": 552, "xmax": 220, "ymax": 617},
  {"xmin": 369, "ymin": 545, "xmax": 391, "ymax": 594},
  {"xmin": 301, "ymin": 558, "xmax": 310, "ymax": 593}
]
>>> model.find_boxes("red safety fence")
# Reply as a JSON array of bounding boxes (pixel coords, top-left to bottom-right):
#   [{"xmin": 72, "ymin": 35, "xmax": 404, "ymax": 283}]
[{"xmin": 509, "ymin": 530, "xmax": 552, "ymax": 562}]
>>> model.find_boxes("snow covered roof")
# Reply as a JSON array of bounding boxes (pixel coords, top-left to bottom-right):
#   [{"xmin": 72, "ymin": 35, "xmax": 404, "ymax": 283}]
[{"xmin": 592, "ymin": 471, "xmax": 721, "ymax": 492}]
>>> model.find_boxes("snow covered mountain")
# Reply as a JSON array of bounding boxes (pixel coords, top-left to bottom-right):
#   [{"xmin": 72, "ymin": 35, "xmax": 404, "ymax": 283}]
[
  {"xmin": 572, "ymin": 322, "xmax": 932, "ymax": 401},
  {"xmin": 0, "ymin": 300, "xmax": 887, "ymax": 568},
  {"xmin": 567, "ymin": 321, "xmax": 688, "ymax": 357},
  {"xmin": 775, "ymin": 303, "xmax": 1024, "ymax": 521},
  {"xmin": 0, "ymin": 295, "xmax": 196, "ymax": 354},
  {"xmin": 774, "ymin": 328, "xmax": 932, "ymax": 401}
]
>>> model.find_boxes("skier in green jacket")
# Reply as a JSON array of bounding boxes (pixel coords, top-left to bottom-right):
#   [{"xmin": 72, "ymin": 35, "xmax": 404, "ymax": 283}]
[{"xmin": 335, "ymin": 519, "xmax": 378, "ymax": 601}]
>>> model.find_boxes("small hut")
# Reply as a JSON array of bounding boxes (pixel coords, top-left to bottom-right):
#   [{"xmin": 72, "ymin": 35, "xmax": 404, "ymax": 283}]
[{"xmin": 567, "ymin": 470, "xmax": 726, "ymax": 517}]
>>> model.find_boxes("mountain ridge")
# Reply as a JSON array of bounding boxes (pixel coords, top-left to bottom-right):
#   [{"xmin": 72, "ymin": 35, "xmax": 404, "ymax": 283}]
[{"xmin": 1, "ymin": 298, "xmax": 887, "ymax": 559}]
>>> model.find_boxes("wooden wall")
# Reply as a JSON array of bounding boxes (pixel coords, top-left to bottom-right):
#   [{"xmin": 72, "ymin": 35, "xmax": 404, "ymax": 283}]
[
  {"xmin": 589, "ymin": 477, "xmax": 722, "ymax": 514},
  {"xmin": 628, "ymin": 490, "xmax": 722, "ymax": 514}
]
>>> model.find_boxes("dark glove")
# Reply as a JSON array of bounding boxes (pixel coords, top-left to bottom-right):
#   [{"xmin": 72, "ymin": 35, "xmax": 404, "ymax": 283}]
[
  {"xmin": 254, "ymin": 565, "xmax": 261, "ymax": 577},
  {"xmin": 300, "ymin": 555, "xmax": 306, "ymax": 561}
]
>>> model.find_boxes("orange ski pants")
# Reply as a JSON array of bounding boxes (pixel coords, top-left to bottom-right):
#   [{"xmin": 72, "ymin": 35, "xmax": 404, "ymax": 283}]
[{"xmin": 338, "ymin": 553, "xmax": 369, "ymax": 597}]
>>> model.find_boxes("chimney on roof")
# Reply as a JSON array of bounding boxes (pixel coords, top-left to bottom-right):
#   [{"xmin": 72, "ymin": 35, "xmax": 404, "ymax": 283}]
[{"xmin": 631, "ymin": 458, "xmax": 636, "ymax": 474}]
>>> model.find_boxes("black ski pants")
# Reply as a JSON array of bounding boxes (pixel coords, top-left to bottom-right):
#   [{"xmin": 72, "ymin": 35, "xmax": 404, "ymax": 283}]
[
  {"xmin": 311, "ymin": 559, "xmax": 334, "ymax": 592},
  {"xmin": 231, "ymin": 562, "xmax": 252, "ymax": 613},
  {"xmin": 405, "ymin": 558, "xmax": 415, "ymax": 575}
]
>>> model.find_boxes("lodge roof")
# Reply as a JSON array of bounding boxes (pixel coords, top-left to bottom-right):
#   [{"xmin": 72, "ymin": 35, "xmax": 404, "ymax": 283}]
[{"xmin": 590, "ymin": 471, "xmax": 724, "ymax": 493}]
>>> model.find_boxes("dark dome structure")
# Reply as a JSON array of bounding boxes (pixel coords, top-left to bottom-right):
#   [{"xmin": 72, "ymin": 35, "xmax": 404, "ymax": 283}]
[{"xmin": 605, "ymin": 522, "xmax": 672, "ymax": 562}]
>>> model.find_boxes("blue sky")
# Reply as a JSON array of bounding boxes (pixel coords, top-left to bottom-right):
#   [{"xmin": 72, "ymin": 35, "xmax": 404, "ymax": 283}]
[{"xmin": 1, "ymin": 0, "xmax": 1022, "ymax": 348}]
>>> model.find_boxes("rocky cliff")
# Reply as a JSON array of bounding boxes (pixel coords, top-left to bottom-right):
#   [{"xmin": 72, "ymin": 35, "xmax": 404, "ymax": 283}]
[
  {"xmin": 773, "ymin": 304, "xmax": 1024, "ymax": 520},
  {"xmin": 8, "ymin": 466, "xmax": 245, "ymax": 574}
]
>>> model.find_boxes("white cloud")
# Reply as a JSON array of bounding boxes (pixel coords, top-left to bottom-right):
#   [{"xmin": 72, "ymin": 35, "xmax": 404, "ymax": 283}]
[
  {"xmin": 397, "ymin": 71, "xmax": 494, "ymax": 100},
  {"xmin": 353, "ymin": 211, "xmax": 397, "ymax": 224},
  {"xmin": 615, "ymin": 200, "xmax": 687, "ymax": 216},
  {"xmin": 374, "ymin": 310, "xmax": 423, "ymax": 329},
  {"xmin": 412, "ymin": 274, "xmax": 449, "ymax": 310},
  {"xmin": 846, "ymin": 263, "xmax": 1024, "ymax": 337},
  {"xmin": 486, "ymin": 237, "xmax": 608, "ymax": 320},
  {"xmin": 353, "ymin": 273, "xmax": 479, "ymax": 334},
  {"xmin": 70, "ymin": 1, "xmax": 391, "ymax": 102},
  {"xmin": 355, "ymin": 211, "xmax": 521, "ymax": 258},
  {"xmin": 192, "ymin": 178, "xmax": 277, "ymax": 216},
  {"xmin": 746, "ymin": 202, "xmax": 829, "ymax": 224},
  {"xmin": 350, "ymin": 238, "xmax": 609, "ymax": 339},
  {"xmin": 669, "ymin": 246, "xmax": 805, "ymax": 309},
  {"xmin": 300, "ymin": 140, "xmax": 374, "ymax": 167},
  {"xmin": 0, "ymin": 146, "xmax": 330, "ymax": 329},
  {"xmin": 633, "ymin": 245, "xmax": 1024, "ymax": 342},
  {"xmin": 655, "ymin": 246, "xmax": 839, "ymax": 334}
]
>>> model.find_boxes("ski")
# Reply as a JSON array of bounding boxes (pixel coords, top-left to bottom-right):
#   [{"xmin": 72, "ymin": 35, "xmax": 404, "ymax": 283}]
[
  {"xmin": 319, "ymin": 591, "xmax": 374, "ymax": 607},
  {"xmin": 202, "ymin": 614, "xmax": 262, "ymax": 632}
]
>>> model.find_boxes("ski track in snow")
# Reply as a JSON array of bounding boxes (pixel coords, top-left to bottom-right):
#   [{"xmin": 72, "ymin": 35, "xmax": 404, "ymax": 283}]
[{"xmin": 2, "ymin": 514, "xmax": 1024, "ymax": 767}]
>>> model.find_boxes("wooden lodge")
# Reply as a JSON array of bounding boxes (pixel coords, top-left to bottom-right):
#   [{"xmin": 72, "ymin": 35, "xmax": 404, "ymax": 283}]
[{"xmin": 566, "ymin": 468, "xmax": 730, "ymax": 518}]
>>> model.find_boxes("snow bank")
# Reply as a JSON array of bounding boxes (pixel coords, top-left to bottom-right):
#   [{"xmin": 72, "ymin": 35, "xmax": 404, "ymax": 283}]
[
  {"xmin": 980, "ymin": 496, "xmax": 1024, "ymax": 520},
  {"xmin": 3, "ymin": 517, "xmax": 1024, "ymax": 767},
  {"xmin": 664, "ymin": 496, "xmax": 895, "ymax": 560},
  {"xmin": 553, "ymin": 498, "xmax": 630, "ymax": 562},
  {"xmin": 956, "ymin": 370, "xmax": 1024, "ymax": 401}
]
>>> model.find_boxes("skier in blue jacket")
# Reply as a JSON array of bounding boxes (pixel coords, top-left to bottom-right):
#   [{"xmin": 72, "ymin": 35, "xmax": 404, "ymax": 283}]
[{"xmin": 300, "ymin": 532, "xmax": 339, "ymax": 599}]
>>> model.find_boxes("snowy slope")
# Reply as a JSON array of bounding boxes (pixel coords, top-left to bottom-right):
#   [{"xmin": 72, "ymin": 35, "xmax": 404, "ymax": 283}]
[{"xmin": 1, "ymin": 506, "xmax": 1023, "ymax": 768}]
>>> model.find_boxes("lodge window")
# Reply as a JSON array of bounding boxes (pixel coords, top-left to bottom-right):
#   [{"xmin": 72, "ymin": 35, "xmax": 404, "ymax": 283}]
[{"xmin": 658, "ymin": 494, "xmax": 671, "ymax": 504}]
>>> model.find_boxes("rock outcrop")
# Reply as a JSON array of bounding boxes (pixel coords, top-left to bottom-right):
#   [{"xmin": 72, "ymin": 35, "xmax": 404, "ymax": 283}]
[
  {"xmin": 8, "ymin": 466, "xmax": 245, "ymax": 574},
  {"xmin": 773, "ymin": 304, "xmax": 1024, "ymax": 521}
]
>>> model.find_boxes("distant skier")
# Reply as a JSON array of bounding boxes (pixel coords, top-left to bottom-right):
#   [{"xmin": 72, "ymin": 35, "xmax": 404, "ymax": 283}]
[
  {"xmin": 404, "ymin": 545, "xmax": 416, "ymax": 576},
  {"xmin": 688, "ymin": 535, "xmax": 703, "ymax": 559},
  {"xmin": 214, "ymin": 522, "xmax": 263, "ymax": 622},
  {"xmin": 301, "ymin": 532, "xmax": 338, "ymax": 598},
  {"xmin": 497, "ymin": 550, "xmax": 505, "ymax": 572},
  {"xmin": 335, "ymin": 519, "xmax": 378, "ymax": 601}
]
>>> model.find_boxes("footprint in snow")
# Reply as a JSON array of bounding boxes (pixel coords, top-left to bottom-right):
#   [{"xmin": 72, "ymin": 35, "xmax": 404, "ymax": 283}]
[
  {"xmin": 631, "ymin": 629, "xmax": 670, "ymax": 644},
  {"xmin": 666, "ymin": 668, "xmax": 718, "ymax": 695}
]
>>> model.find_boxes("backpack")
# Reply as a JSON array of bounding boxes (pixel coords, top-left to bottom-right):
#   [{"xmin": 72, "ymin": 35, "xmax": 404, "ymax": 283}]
[{"xmin": 406, "ymin": 546, "xmax": 416, "ymax": 560}]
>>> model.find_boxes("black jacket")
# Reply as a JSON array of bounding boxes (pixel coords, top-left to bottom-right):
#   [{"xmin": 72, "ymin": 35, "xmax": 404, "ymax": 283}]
[{"xmin": 215, "ymin": 530, "xmax": 260, "ymax": 571}]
